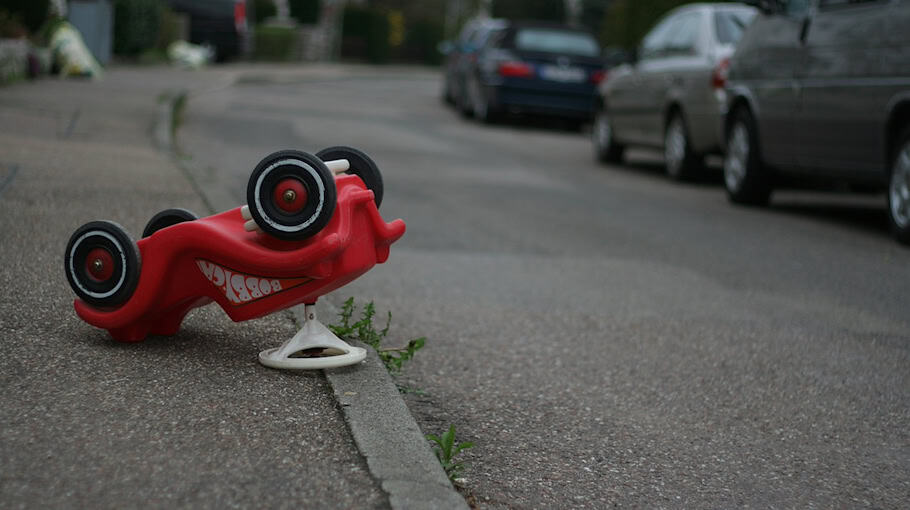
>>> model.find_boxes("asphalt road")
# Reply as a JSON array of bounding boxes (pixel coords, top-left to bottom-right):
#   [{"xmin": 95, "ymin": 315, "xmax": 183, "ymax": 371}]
[{"xmin": 180, "ymin": 64, "xmax": 909, "ymax": 509}]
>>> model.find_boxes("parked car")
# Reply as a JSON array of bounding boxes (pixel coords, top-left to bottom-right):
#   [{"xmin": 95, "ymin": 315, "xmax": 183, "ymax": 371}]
[
  {"xmin": 163, "ymin": 0, "xmax": 248, "ymax": 61},
  {"xmin": 723, "ymin": 0, "xmax": 910, "ymax": 244},
  {"xmin": 593, "ymin": 3, "xmax": 758, "ymax": 180},
  {"xmin": 440, "ymin": 18, "xmax": 509, "ymax": 111},
  {"xmin": 460, "ymin": 21, "xmax": 606, "ymax": 124}
]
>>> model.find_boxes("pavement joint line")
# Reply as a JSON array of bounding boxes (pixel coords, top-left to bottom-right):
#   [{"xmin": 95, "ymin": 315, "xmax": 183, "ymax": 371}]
[
  {"xmin": 0, "ymin": 163, "xmax": 20, "ymax": 198},
  {"xmin": 156, "ymin": 90, "xmax": 468, "ymax": 510},
  {"xmin": 60, "ymin": 108, "xmax": 81, "ymax": 139}
]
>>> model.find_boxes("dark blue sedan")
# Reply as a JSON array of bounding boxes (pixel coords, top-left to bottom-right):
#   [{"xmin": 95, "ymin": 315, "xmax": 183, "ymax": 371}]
[{"xmin": 462, "ymin": 22, "xmax": 605, "ymax": 124}]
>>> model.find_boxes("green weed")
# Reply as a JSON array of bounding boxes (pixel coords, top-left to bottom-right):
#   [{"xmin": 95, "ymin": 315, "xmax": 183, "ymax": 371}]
[
  {"xmin": 329, "ymin": 297, "xmax": 425, "ymax": 375},
  {"xmin": 427, "ymin": 425, "xmax": 474, "ymax": 483}
]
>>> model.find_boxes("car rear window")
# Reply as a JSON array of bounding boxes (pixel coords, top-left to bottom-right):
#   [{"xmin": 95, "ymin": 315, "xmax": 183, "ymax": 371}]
[
  {"xmin": 514, "ymin": 28, "xmax": 600, "ymax": 57},
  {"xmin": 714, "ymin": 9, "xmax": 757, "ymax": 45}
]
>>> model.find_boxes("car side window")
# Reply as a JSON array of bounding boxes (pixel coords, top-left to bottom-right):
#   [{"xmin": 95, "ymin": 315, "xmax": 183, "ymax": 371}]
[
  {"xmin": 640, "ymin": 16, "xmax": 676, "ymax": 60},
  {"xmin": 663, "ymin": 12, "xmax": 701, "ymax": 55}
]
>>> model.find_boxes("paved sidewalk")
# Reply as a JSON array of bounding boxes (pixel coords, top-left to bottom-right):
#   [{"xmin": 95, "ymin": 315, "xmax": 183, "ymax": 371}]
[{"xmin": 0, "ymin": 69, "xmax": 388, "ymax": 508}]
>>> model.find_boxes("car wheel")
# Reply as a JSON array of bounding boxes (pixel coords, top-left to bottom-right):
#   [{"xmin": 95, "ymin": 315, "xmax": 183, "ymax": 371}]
[
  {"xmin": 468, "ymin": 77, "xmax": 498, "ymax": 124},
  {"xmin": 64, "ymin": 220, "xmax": 141, "ymax": 308},
  {"xmin": 593, "ymin": 109, "xmax": 625, "ymax": 163},
  {"xmin": 456, "ymin": 81, "xmax": 473, "ymax": 118},
  {"xmin": 724, "ymin": 107, "xmax": 772, "ymax": 205},
  {"xmin": 316, "ymin": 146, "xmax": 383, "ymax": 208},
  {"xmin": 889, "ymin": 126, "xmax": 910, "ymax": 245},
  {"xmin": 664, "ymin": 113, "xmax": 702, "ymax": 181},
  {"xmin": 142, "ymin": 208, "xmax": 198, "ymax": 238},
  {"xmin": 246, "ymin": 150, "xmax": 337, "ymax": 241}
]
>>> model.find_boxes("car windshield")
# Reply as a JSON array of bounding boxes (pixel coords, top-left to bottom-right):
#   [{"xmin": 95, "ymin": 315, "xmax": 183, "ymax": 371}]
[
  {"xmin": 514, "ymin": 28, "xmax": 600, "ymax": 56},
  {"xmin": 714, "ymin": 9, "xmax": 757, "ymax": 45}
]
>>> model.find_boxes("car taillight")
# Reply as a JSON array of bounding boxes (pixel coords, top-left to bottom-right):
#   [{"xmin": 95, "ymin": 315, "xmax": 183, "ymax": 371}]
[
  {"xmin": 234, "ymin": 1, "xmax": 247, "ymax": 33},
  {"xmin": 591, "ymin": 70, "xmax": 607, "ymax": 84},
  {"xmin": 712, "ymin": 57, "xmax": 730, "ymax": 89},
  {"xmin": 499, "ymin": 61, "xmax": 534, "ymax": 78}
]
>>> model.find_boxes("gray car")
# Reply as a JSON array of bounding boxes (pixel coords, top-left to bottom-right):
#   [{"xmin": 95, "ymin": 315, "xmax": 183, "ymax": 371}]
[
  {"xmin": 594, "ymin": 3, "xmax": 757, "ymax": 180},
  {"xmin": 723, "ymin": 0, "xmax": 910, "ymax": 244}
]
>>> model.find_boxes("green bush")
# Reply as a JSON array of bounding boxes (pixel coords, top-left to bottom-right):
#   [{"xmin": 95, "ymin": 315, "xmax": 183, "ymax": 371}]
[
  {"xmin": 341, "ymin": 5, "xmax": 389, "ymax": 64},
  {"xmin": 156, "ymin": 4, "xmax": 184, "ymax": 50},
  {"xmin": 404, "ymin": 18, "xmax": 444, "ymax": 66},
  {"xmin": 252, "ymin": 0, "xmax": 276, "ymax": 25},
  {"xmin": 0, "ymin": 0, "xmax": 49, "ymax": 34},
  {"xmin": 492, "ymin": 0, "xmax": 564, "ymax": 22},
  {"xmin": 113, "ymin": 0, "xmax": 162, "ymax": 56},
  {"xmin": 254, "ymin": 25, "xmax": 296, "ymax": 61},
  {"xmin": 288, "ymin": 0, "xmax": 320, "ymax": 25}
]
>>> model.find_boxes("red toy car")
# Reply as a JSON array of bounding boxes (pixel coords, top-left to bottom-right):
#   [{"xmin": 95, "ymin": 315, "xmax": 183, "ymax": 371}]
[{"xmin": 64, "ymin": 147, "xmax": 405, "ymax": 369}]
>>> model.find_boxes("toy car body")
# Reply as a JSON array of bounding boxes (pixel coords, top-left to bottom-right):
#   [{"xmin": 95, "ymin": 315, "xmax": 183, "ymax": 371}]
[{"xmin": 65, "ymin": 148, "xmax": 405, "ymax": 344}]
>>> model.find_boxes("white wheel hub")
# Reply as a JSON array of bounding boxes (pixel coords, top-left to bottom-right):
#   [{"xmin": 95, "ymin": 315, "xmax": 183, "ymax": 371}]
[
  {"xmin": 665, "ymin": 118, "xmax": 686, "ymax": 175},
  {"xmin": 725, "ymin": 122, "xmax": 749, "ymax": 192},
  {"xmin": 595, "ymin": 112, "xmax": 611, "ymax": 150},
  {"xmin": 891, "ymin": 143, "xmax": 910, "ymax": 228}
]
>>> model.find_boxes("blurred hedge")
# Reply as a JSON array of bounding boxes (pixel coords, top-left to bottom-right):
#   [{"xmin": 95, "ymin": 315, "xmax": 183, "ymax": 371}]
[
  {"xmin": 0, "ymin": 0, "xmax": 50, "ymax": 34},
  {"xmin": 403, "ymin": 17, "xmax": 443, "ymax": 66},
  {"xmin": 254, "ymin": 25, "xmax": 296, "ymax": 61},
  {"xmin": 252, "ymin": 0, "xmax": 277, "ymax": 24},
  {"xmin": 341, "ymin": 5, "xmax": 389, "ymax": 64},
  {"xmin": 491, "ymin": 0, "xmax": 564, "ymax": 22},
  {"xmin": 341, "ymin": 6, "xmax": 443, "ymax": 66},
  {"xmin": 113, "ymin": 0, "xmax": 162, "ymax": 56},
  {"xmin": 288, "ymin": 0, "xmax": 320, "ymax": 24}
]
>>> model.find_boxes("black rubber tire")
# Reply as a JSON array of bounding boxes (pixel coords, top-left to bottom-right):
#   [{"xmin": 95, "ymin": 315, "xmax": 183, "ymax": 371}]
[
  {"xmin": 316, "ymin": 146, "xmax": 384, "ymax": 208},
  {"xmin": 246, "ymin": 150, "xmax": 337, "ymax": 241},
  {"xmin": 593, "ymin": 109, "xmax": 625, "ymax": 164},
  {"xmin": 888, "ymin": 125, "xmax": 910, "ymax": 245},
  {"xmin": 470, "ymin": 76, "xmax": 499, "ymax": 125},
  {"xmin": 64, "ymin": 220, "xmax": 141, "ymax": 308},
  {"xmin": 142, "ymin": 208, "xmax": 198, "ymax": 238},
  {"xmin": 724, "ymin": 107, "xmax": 772, "ymax": 205},
  {"xmin": 456, "ymin": 81, "xmax": 474, "ymax": 118},
  {"xmin": 664, "ymin": 112, "xmax": 703, "ymax": 181}
]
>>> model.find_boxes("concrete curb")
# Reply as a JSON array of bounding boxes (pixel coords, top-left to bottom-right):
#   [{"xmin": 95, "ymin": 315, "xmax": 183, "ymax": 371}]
[{"xmin": 157, "ymin": 89, "xmax": 468, "ymax": 510}]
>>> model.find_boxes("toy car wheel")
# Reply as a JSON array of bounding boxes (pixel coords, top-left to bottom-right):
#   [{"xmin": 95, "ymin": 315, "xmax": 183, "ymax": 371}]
[
  {"xmin": 64, "ymin": 220, "xmax": 141, "ymax": 308},
  {"xmin": 247, "ymin": 150, "xmax": 337, "ymax": 241},
  {"xmin": 316, "ymin": 146, "xmax": 384, "ymax": 208},
  {"xmin": 142, "ymin": 208, "xmax": 198, "ymax": 238}
]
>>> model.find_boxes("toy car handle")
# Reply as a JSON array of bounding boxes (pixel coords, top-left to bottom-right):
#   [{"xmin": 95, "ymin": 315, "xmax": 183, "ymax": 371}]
[{"xmin": 241, "ymin": 158, "xmax": 350, "ymax": 233}]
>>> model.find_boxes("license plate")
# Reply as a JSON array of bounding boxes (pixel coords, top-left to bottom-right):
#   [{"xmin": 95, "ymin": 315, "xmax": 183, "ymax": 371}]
[{"xmin": 539, "ymin": 65, "xmax": 585, "ymax": 83}]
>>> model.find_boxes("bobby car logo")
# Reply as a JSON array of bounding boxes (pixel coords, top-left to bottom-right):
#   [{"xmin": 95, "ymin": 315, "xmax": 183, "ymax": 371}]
[{"xmin": 196, "ymin": 260, "xmax": 312, "ymax": 305}]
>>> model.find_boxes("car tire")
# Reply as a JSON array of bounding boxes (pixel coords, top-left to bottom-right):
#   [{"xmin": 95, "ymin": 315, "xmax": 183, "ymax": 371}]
[
  {"xmin": 724, "ymin": 107, "xmax": 772, "ymax": 205},
  {"xmin": 593, "ymin": 109, "xmax": 625, "ymax": 163},
  {"xmin": 141, "ymin": 208, "xmax": 198, "ymax": 238},
  {"xmin": 246, "ymin": 150, "xmax": 337, "ymax": 241},
  {"xmin": 468, "ymin": 76, "xmax": 498, "ymax": 124},
  {"xmin": 316, "ymin": 146, "xmax": 383, "ymax": 208},
  {"xmin": 64, "ymin": 220, "xmax": 141, "ymax": 308},
  {"xmin": 888, "ymin": 126, "xmax": 910, "ymax": 245},
  {"xmin": 664, "ymin": 113, "xmax": 703, "ymax": 181},
  {"xmin": 456, "ymin": 81, "xmax": 473, "ymax": 118}
]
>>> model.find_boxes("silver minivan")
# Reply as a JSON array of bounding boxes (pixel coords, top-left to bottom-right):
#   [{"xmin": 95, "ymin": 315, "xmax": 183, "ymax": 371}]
[
  {"xmin": 593, "ymin": 3, "xmax": 757, "ymax": 180},
  {"xmin": 723, "ymin": 0, "xmax": 910, "ymax": 244}
]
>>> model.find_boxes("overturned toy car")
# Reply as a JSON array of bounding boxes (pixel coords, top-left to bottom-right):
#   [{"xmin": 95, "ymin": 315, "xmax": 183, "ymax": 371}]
[{"xmin": 64, "ymin": 147, "xmax": 406, "ymax": 369}]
